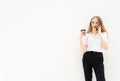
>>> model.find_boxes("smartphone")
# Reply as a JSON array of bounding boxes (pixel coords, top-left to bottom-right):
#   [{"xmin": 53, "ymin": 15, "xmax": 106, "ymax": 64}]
[
  {"xmin": 96, "ymin": 26, "xmax": 98, "ymax": 30},
  {"xmin": 96, "ymin": 26, "xmax": 101, "ymax": 30}
]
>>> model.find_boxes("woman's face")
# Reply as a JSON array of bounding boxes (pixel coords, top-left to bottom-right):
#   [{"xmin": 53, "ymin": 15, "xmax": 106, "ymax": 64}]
[{"xmin": 91, "ymin": 18, "xmax": 100, "ymax": 29}]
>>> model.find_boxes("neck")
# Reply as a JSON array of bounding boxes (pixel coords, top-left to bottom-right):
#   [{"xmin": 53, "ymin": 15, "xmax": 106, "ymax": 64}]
[{"xmin": 92, "ymin": 28, "xmax": 98, "ymax": 34}]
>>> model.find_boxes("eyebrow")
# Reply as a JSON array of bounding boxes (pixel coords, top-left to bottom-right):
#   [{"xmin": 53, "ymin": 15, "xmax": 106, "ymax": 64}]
[{"xmin": 91, "ymin": 21, "xmax": 99, "ymax": 23}]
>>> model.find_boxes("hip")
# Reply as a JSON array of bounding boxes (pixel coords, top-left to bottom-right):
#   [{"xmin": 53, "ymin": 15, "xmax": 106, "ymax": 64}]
[{"xmin": 82, "ymin": 51, "xmax": 104, "ymax": 62}]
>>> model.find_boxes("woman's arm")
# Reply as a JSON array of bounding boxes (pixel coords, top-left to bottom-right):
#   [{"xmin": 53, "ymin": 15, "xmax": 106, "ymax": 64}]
[
  {"xmin": 99, "ymin": 34, "xmax": 108, "ymax": 50},
  {"xmin": 98, "ymin": 26, "xmax": 108, "ymax": 50},
  {"xmin": 79, "ymin": 33, "xmax": 88, "ymax": 53}
]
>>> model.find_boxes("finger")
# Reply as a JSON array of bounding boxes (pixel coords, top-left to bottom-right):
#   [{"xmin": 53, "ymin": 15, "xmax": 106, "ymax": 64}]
[{"xmin": 99, "ymin": 26, "xmax": 101, "ymax": 29}]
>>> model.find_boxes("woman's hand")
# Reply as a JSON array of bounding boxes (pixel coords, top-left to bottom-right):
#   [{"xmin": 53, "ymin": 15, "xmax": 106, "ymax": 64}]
[
  {"xmin": 80, "ymin": 29, "xmax": 87, "ymax": 53},
  {"xmin": 97, "ymin": 26, "xmax": 101, "ymax": 35},
  {"xmin": 80, "ymin": 32, "xmax": 84, "ymax": 39},
  {"xmin": 80, "ymin": 29, "xmax": 86, "ymax": 38}
]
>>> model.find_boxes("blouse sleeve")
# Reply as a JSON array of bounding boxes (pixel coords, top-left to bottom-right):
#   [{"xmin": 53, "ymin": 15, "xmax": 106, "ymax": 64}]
[
  {"xmin": 82, "ymin": 35, "xmax": 88, "ymax": 45},
  {"xmin": 102, "ymin": 32, "xmax": 108, "ymax": 42}
]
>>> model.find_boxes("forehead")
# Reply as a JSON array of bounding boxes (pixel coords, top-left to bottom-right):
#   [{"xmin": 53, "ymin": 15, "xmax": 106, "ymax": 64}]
[{"xmin": 91, "ymin": 18, "xmax": 99, "ymax": 22}]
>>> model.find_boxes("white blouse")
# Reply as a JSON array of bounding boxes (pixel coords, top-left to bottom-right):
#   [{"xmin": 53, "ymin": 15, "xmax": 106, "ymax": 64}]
[{"xmin": 83, "ymin": 32, "xmax": 108, "ymax": 52}]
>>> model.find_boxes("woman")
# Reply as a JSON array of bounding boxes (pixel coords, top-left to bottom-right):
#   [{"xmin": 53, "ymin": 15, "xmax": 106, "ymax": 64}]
[{"xmin": 80, "ymin": 16, "xmax": 108, "ymax": 81}]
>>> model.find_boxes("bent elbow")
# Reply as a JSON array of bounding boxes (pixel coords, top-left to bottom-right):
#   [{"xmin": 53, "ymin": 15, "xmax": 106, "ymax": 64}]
[
  {"xmin": 104, "ymin": 47, "xmax": 108, "ymax": 50},
  {"xmin": 104, "ymin": 44, "xmax": 108, "ymax": 50}
]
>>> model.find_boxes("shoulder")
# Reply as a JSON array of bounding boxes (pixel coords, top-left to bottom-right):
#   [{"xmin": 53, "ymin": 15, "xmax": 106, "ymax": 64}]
[
  {"xmin": 101, "ymin": 32, "xmax": 108, "ymax": 37},
  {"xmin": 86, "ymin": 32, "xmax": 92, "ymax": 37},
  {"xmin": 101, "ymin": 32, "xmax": 107, "ymax": 34}
]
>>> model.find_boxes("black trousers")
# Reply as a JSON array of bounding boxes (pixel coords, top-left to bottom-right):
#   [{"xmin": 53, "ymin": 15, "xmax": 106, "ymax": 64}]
[{"xmin": 82, "ymin": 51, "xmax": 106, "ymax": 81}]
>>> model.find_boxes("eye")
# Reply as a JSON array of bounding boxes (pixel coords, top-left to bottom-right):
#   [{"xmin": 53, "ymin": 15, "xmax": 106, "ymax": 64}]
[
  {"xmin": 91, "ymin": 21, "xmax": 94, "ymax": 24},
  {"xmin": 96, "ymin": 22, "xmax": 98, "ymax": 24}
]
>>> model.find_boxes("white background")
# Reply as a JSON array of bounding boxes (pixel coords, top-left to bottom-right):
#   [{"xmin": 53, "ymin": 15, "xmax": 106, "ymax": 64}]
[{"xmin": 0, "ymin": 0, "xmax": 119, "ymax": 81}]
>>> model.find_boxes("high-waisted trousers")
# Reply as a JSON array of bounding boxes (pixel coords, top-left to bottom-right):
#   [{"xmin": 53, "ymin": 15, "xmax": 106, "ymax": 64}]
[{"xmin": 82, "ymin": 51, "xmax": 106, "ymax": 81}]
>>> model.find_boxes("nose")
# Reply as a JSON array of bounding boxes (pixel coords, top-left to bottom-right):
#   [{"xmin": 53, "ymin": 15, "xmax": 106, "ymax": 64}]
[
  {"xmin": 93, "ymin": 24, "xmax": 96, "ymax": 27},
  {"xmin": 94, "ymin": 23, "xmax": 98, "ymax": 26}
]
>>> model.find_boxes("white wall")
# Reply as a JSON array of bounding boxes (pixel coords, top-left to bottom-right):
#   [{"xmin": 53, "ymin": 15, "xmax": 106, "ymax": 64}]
[{"xmin": 0, "ymin": 0, "xmax": 119, "ymax": 81}]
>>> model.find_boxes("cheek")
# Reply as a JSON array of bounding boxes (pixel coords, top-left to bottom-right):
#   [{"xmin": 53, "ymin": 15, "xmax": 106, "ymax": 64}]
[
  {"xmin": 96, "ymin": 24, "xmax": 99, "ymax": 26},
  {"xmin": 91, "ymin": 23, "xmax": 95, "ymax": 26},
  {"xmin": 91, "ymin": 23, "xmax": 93, "ymax": 25},
  {"xmin": 96, "ymin": 22, "xmax": 99, "ymax": 26}
]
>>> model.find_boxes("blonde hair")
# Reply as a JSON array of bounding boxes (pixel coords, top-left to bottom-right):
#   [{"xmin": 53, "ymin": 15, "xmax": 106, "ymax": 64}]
[{"xmin": 87, "ymin": 16, "xmax": 108, "ymax": 33}]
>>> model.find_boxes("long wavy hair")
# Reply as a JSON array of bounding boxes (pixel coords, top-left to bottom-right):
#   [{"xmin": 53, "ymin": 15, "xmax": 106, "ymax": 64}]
[{"xmin": 87, "ymin": 16, "xmax": 108, "ymax": 33}]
